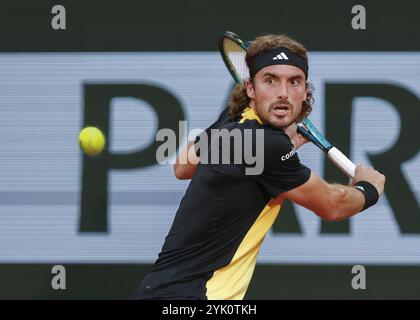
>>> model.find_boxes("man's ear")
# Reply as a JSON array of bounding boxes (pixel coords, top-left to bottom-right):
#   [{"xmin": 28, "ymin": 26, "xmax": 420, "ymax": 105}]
[
  {"xmin": 303, "ymin": 83, "xmax": 308, "ymax": 102},
  {"xmin": 245, "ymin": 80, "xmax": 255, "ymax": 99}
]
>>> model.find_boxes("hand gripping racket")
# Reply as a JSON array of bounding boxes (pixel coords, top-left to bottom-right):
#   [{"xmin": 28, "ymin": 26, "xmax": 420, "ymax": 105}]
[{"xmin": 219, "ymin": 31, "xmax": 356, "ymax": 178}]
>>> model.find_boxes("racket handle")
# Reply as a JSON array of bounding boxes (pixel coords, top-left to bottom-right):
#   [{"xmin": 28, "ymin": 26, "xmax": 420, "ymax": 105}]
[{"xmin": 327, "ymin": 147, "xmax": 356, "ymax": 178}]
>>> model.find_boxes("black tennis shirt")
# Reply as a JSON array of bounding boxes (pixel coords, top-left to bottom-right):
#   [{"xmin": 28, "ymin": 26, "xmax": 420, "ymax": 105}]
[{"xmin": 135, "ymin": 107, "xmax": 311, "ymax": 300}]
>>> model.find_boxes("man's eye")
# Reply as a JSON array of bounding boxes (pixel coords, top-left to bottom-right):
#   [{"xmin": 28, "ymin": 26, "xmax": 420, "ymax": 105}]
[
  {"xmin": 291, "ymin": 79, "xmax": 300, "ymax": 86},
  {"xmin": 266, "ymin": 78, "xmax": 275, "ymax": 85}
]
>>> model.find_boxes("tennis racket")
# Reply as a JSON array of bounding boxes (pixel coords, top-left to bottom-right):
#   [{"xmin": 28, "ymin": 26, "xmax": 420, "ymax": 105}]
[{"xmin": 219, "ymin": 31, "xmax": 356, "ymax": 178}]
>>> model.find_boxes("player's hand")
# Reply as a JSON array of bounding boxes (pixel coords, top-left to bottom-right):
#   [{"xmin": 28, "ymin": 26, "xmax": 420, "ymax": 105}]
[
  {"xmin": 352, "ymin": 164, "xmax": 386, "ymax": 196},
  {"xmin": 284, "ymin": 123, "xmax": 309, "ymax": 149}
]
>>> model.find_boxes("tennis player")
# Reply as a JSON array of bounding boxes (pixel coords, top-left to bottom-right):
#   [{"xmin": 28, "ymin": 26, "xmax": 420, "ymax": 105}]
[{"xmin": 135, "ymin": 34, "xmax": 385, "ymax": 300}]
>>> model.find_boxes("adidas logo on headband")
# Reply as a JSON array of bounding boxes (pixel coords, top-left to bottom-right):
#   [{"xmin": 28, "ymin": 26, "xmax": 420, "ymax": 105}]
[
  {"xmin": 249, "ymin": 47, "xmax": 308, "ymax": 79},
  {"xmin": 272, "ymin": 53, "xmax": 289, "ymax": 60}
]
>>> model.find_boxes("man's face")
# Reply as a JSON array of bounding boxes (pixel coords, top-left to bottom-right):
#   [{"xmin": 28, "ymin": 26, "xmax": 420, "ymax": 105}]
[{"xmin": 245, "ymin": 64, "xmax": 307, "ymax": 129}]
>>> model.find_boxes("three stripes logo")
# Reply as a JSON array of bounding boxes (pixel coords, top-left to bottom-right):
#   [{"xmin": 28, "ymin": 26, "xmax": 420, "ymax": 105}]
[{"xmin": 273, "ymin": 52, "xmax": 289, "ymax": 60}]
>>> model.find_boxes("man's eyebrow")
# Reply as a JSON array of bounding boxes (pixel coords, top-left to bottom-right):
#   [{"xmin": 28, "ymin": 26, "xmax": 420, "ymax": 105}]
[
  {"xmin": 289, "ymin": 74, "xmax": 304, "ymax": 81},
  {"xmin": 262, "ymin": 72, "xmax": 279, "ymax": 78},
  {"xmin": 262, "ymin": 73, "xmax": 304, "ymax": 80}
]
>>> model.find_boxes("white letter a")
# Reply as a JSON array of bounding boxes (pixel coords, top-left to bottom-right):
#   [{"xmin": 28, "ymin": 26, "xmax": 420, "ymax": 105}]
[
  {"xmin": 51, "ymin": 265, "xmax": 66, "ymax": 290},
  {"xmin": 51, "ymin": 5, "xmax": 66, "ymax": 30}
]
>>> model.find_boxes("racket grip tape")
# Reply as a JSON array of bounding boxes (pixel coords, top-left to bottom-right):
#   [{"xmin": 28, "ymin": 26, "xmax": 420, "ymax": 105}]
[{"xmin": 327, "ymin": 147, "xmax": 356, "ymax": 178}]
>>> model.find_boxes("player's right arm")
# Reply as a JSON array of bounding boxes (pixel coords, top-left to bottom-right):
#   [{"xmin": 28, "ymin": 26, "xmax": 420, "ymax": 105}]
[{"xmin": 283, "ymin": 165, "xmax": 385, "ymax": 221}]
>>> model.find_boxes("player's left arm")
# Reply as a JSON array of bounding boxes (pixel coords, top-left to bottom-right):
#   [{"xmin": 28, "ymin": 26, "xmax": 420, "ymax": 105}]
[
  {"xmin": 174, "ymin": 141, "xmax": 200, "ymax": 180},
  {"xmin": 174, "ymin": 108, "xmax": 231, "ymax": 180}
]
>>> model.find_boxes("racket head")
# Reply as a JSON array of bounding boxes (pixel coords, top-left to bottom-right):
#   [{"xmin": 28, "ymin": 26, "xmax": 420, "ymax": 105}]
[{"xmin": 219, "ymin": 31, "xmax": 250, "ymax": 84}]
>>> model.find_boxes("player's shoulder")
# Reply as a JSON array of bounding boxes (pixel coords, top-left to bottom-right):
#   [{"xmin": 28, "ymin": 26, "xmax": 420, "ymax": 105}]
[
  {"xmin": 262, "ymin": 127, "xmax": 303, "ymax": 169},
  {"xmin": 235, "ymin": 120, "xmax": 294, "ymax": 155},
  {"xmin": 213, "ymin": 108, "xmax": 234, "ymax": 129},
  {"xmin": 217, "ymin": 108, "xmax": 230, "ymax": 121},
  {"xmin": 233, "ymin": 120, "xmax": 292, "ymax": 148},
  {"xmin": 258, "ymin": 127, "xmax": 297, "ymax": 162},
  {"xmin": 263, "ymin": 127, "xmax": 293, "ymax": 148}
]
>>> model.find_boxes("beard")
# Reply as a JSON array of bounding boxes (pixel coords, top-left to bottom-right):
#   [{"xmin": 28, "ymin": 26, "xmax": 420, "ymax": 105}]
[{"xmin": 254, "ymin": 98, "xmax": 301, "ymax": 130}]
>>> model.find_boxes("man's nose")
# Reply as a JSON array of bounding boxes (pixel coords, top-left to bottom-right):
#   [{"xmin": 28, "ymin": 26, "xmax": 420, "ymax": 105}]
[{"xmin": 278, "ymin": 82, "xmax": 288, "ymax": 99}]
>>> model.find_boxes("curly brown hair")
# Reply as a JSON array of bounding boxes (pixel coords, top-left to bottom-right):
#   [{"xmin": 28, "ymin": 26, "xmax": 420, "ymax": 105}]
[{"xmin": 228, "ymin": 34, "xmax": 313, "ymax": 122}]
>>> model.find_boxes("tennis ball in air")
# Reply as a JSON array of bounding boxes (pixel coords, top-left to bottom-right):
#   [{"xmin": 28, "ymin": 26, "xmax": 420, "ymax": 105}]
[{"xmin": 78, "ymin": 127, "xmax": 105, "ymax": 156}]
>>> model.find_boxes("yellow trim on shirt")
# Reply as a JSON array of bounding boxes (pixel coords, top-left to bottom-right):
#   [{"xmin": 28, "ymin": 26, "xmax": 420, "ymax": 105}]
[
  {"xmin": 205, "ymin": 202, "xmax": 281, "ymax": 300},
  {"xmin": 239, "ymin": 107, "xmax": 263, "ymax": 125}
]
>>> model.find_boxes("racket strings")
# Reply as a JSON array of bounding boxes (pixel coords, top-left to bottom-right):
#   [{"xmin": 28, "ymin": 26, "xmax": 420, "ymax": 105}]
[{"xmin": 222, "ymin": 39, "xmax": 249, "ymax": 82}]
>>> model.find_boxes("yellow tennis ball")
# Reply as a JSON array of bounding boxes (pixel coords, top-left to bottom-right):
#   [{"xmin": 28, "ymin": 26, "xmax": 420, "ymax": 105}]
[{"xmin": 78, "ymin": 127, "xmax": 105, "ymax": 156}]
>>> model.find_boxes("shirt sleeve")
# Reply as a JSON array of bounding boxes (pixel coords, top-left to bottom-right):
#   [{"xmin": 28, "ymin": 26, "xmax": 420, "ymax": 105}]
[{"xmin": 252, "ymin": 130, "xmax": 311, "ymax": 198}]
